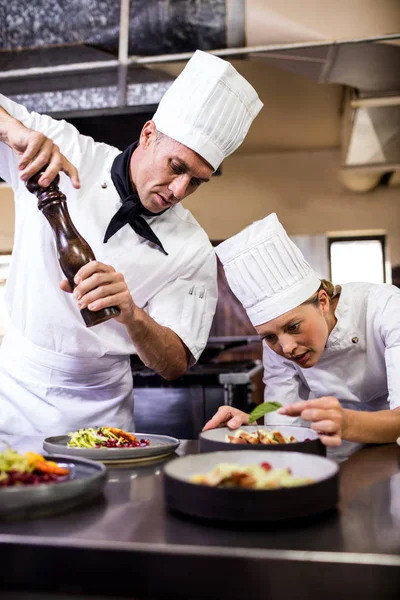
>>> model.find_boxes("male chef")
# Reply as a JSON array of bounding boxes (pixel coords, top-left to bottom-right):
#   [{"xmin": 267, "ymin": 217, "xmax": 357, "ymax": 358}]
[{"xmin": 0, "ymin": 50, "xmax": 263, "ymax": 434}]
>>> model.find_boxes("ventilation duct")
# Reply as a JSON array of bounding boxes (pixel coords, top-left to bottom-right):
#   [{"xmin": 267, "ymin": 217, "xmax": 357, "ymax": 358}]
[
  {"xmin": 251, "ymin": 40, "xmax": 400, "ymax": 190},
  {"xmin": 1, "ymin": 0, "xmax": 399, "ymax": 186},
  {"xmin": 0, "ymin": 0, "xmax": 244, "ymax": 119},
  {"xmin": 0, "ymin": 1, "xmax": 244, "ymax": 57}
]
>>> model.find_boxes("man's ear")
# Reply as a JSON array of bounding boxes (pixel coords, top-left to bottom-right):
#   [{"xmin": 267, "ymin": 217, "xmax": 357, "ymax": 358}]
[{"xmin": 139, "ymin": 120, "xmax": 157, "ymax": 149}]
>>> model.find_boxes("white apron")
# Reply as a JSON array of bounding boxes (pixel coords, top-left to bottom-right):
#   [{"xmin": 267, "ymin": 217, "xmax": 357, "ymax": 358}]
[
  {"xmin": 0, "ymin": 326, "xmax": 135, "ymax": 436},
  {"xmin": 0, "ymin": 94, "xmax": 217, "ymax": 436}
]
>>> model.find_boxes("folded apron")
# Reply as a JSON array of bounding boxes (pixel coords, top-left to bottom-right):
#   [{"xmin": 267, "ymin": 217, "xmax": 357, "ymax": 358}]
[{"xmin": 0, "ymin": 326, "xmax": 135, "ymax": 435}]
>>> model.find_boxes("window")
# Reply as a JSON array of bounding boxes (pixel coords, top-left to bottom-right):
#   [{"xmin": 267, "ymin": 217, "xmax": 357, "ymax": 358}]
[
  {"xmin": 328, "ymin": 235, "xmax": 386, "ymax": 284},
  {"xmin": 0, "ymin": 254, "xmax": 11, "ymax": 336}
]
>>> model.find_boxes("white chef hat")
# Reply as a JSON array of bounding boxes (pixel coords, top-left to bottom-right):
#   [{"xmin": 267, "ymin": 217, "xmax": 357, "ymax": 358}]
[
  {"xmin": 215, "ymin": 213, "xmax": 321, "ymax": 326},
  {"xmin": 152, "ymin": 50, "xmax": 263, "ymax": 170}
]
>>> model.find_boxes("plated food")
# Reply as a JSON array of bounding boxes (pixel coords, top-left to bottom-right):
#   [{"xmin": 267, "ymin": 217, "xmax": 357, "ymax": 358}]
[
  {"xmin": 191, "ymin": 461, "xmax": 312, "ymax": 489},
  {"xmin": 43, "ymin": 432, "xmax": 180, "ymax": 463},
  {"xmin": 0, "ymin": 448, "xmax": 70, "ymax": 487},
  {"xmin": 226, "ymin": 428, "xmax": 298, "ymax": 445},
  {"xmin": 199, "ymin": 425, "xmax": 325, "ymax": 456},
  {"xmin": 0, "ymin": 449, "xmax": 106, "ymax": 520},
  {"xmin": 164, "ymin": 450, "xmax": 339, "ymax": 521},
  {"xmin": 68, "ymin": 427, "xmax": 150, "ymax": 449}
]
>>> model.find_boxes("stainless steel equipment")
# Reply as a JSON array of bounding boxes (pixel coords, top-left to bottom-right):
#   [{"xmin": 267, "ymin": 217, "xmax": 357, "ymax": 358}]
[{"xmin": 132, "ymin": 336, "xmax": 263, "ymax": 439}]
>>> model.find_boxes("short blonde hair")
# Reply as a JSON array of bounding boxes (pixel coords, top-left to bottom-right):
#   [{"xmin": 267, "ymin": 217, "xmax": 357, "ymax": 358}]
[{"xmin": 302, "ymin": 279, "xmax": 335, "ymax": 306}]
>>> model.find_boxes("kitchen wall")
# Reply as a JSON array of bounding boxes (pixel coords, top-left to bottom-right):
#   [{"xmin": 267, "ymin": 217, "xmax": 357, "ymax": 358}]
[
  {"xmin": 1, "ymin": 148, "xmax": 399, "ymax": 266},
  {"xmin": 0, "ymin": 184, "xmax": 14, "ymax": 253},
  {"xmin": 183, "ymin": 149, "xmax": 400, "ymax": 268}
]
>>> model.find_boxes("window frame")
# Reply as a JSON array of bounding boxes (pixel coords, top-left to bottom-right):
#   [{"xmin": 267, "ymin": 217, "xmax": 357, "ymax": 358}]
[{"xmin": 327, "ymin": 234, "xmax": 387, "ymax": 284}]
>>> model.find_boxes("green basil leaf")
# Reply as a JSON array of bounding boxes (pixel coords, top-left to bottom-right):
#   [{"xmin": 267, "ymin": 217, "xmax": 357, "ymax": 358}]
[{"xmin": 249, "ymin": 401, "xmax": 282, "ymax": 423}]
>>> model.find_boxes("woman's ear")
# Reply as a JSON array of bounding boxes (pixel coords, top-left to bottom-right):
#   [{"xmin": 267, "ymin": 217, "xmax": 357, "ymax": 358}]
[{"xmin": 318, "ymin": 290, "xmax": 330, "ymax": 315}]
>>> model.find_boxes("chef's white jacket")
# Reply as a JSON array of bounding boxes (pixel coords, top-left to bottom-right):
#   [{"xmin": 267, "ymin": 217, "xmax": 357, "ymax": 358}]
[
  {"xmin": 263, "ymin": 282, "xmax": 400, "ymax": 412},
  {"xmin": 0, "ymin": 94, "xmax": 217, "ymax": 434}
]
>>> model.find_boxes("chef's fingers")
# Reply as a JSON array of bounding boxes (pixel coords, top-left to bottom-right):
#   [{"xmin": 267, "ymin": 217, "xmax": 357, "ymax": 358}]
[
  {"xmin": 310, "ymin": 419, "xmax": 342, "ymax": 447},
  {"xmin": 74, "ymin": 261, "xmax": 115, "ymax": 284},
  {"xmin": 84, "ymin": 290, "xmax": 134, "ymax": 325},
  {"xmin": 310, "ymin": 419, "xmax": 339, "ymax": 434},
  {"xmin": 74, "ymin": 273, "xmax": 124, "ymax": 304},
  {"xmin": 318, "ymin": 433, "xmax": 342, "ymax": 447},
  {"xmin": 303, "ymin": 397, "xmax": 340, "ymax": 409},
  {"xmin": 18, "ymin": 131, "xmax": 49, "ymax": 166},
  {"xmin": 19, "ymin": 139, "xmax": 81, "ymax": 190},
  {"xmin": 61, "ymin": 159, "xmax": 80, "ymax": 189},
  {"xmin": 301, "ymin": 408, "xmax": 339, "ymax": 423},
  {"xmin": 19, "ymin": 136, "xmax": 54, "ymax": 180},
  {"xmin": 202, "ymin": 407, "xmax": 230, "ymax": 430},
  {"xmin": 202, "ymin": 406, "xmax": 248, "ymax": 431},
  {"xmin": 279, "ymin": 397, "xmax": 339, "ymax": 417},
  {"xmin": 278, "ymin": 401, "xmax": 309, "ymax": 416},
  {"xmin": 227, "ymin": 415, "xmax": 249, "ymax": 429},
  {"xmin": 86, "ymin": 292, "xmax": 123, "ymax": 312},
  {"xmin": 36, "ymin": 149, "xmax": 80, "ymax": 189},
  {"xmin": 77, "ymin": 282, "xmax": 126, "ymax": 309},
  {"xmin": 59, "ymin": 279, "xmax": 73, "ymax": 293}
]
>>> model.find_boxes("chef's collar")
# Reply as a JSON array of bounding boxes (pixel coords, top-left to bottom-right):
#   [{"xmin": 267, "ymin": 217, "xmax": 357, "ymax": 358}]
[{"xmin": 103, "ymin": 141, "xmax": 168, "ymax": 255}]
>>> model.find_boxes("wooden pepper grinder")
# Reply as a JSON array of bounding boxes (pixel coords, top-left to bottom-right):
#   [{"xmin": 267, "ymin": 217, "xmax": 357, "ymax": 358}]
[{"xmin": 26, "ymin": 170, "xmax": 120, "ymax": 327}]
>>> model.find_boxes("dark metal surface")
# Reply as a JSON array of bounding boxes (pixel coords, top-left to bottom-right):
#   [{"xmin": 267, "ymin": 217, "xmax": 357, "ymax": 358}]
[
  {"xmin": 0, "ymin": 436, "xmax": 399, "ymax": 598},
  {"xmin": 132, "ymin": 359, "xmax": 262, "ymax": 387},
  {"xmin": 132, "ymin": 352, "xmax": 263, "ymax": 439}
]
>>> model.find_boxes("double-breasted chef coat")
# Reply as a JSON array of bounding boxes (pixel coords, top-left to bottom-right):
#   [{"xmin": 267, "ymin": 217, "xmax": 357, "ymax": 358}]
[
  {"xmin": 0, "ymin": 94, "xmax": 217, "ymax": 435},
  {"xmin": 262, "ymin": 281, "xmax": 400, "ymax": 413}
]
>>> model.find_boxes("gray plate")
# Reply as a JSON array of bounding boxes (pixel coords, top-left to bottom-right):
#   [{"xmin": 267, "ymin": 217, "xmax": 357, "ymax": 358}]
[
  {"xmin": 0, "ymin": 454, "xmax": 106, "ymax": 520},
  {"xmin": 164, "ymin": 450, "xmax": 339, "ymax": 522},
  {"xmin": 43, "ymin": 433, "xmax": 180, "ymax": 463},
  {"xmin": 199, "ymin": 425, "xmax": 326, "ymax": 456}
]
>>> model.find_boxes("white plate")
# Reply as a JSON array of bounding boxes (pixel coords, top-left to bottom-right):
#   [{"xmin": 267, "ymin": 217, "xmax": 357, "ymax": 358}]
[{"xmin": 43, "ymin": 433, "xmax": 180, "ymax": 463}]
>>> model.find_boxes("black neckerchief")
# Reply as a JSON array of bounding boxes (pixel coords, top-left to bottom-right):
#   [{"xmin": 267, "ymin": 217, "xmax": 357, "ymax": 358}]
[{"xmin": 103, "ymin": 141, "xmax": 168, "ymax": 255}]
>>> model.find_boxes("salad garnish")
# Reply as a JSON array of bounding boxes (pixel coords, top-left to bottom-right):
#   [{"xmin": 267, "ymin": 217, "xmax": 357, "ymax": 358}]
[
  {"xmin": 67, "ymin": 427, "xmax": 150, "ymax": 448},
  {"xmin": 0, "ymin": 448, "xmax": 69, "ymax": 487}
]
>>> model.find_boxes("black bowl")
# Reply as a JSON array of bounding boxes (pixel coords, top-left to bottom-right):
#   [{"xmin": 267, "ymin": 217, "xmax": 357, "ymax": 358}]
[{"xmin": 164, "ymin": 450, "xmax": 338, "ymax": 522}]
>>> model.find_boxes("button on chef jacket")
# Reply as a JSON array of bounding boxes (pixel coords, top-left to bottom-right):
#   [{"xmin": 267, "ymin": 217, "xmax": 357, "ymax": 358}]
[
  {"xmin": 262, "ymin": 282, "xmax": 400, "ymax": 412},
  {"xmin": 0, "ymin": 94, "xmax": 217, "ymax": 435}
]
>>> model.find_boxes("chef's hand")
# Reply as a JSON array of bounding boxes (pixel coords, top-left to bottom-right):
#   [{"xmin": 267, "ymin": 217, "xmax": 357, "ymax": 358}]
[
  {"xmin": 5, "ymin": 118, "xmax": 80, "ymax": 188},
  {"xmin": 60, "ymin": 261, "xmax": 134, "ymax": 324},
  {"xmin": 202, "ymin": 406, "xmax": 250, "ymax": 431},
  {"xmin": 278, "ymin": 397, "xmax": 346, "ymax": 447}
]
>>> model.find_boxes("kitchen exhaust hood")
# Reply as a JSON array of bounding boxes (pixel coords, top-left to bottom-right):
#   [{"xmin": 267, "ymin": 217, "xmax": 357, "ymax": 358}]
[{"xmin": 1, "ymin": 0, "xmax": 399, "ymax": 184}]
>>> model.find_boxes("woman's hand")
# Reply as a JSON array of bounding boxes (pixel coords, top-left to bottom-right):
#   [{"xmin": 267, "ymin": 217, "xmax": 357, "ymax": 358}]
[
  {"xmin": 279, "ymin": 397, "xmax": 347, "ymax": 447},
  {"xmin": 4, "ymin": 117, "xmax": 80, "ymax": 188},
  {"xmin": 202, "ymin": 406, "xmax": 250, "ymax": 431},
  {"xmin": 60, "ymin": 261, "xmax": 134, "ymax": 325}
]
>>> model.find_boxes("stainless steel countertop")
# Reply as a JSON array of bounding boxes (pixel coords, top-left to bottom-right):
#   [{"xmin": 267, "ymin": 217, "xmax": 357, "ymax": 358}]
[{"xmin": 0, "ymin": 436, "xmax": 399, "ymax": 599}]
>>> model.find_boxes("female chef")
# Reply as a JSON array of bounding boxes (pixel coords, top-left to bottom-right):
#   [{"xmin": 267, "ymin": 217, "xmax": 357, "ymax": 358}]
[{"xmin": 203, "ymin": 213, "xmax": 400, "ymax": 447}]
